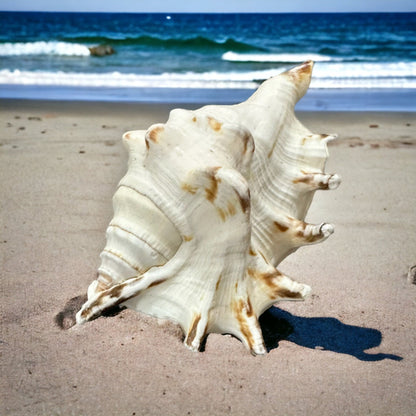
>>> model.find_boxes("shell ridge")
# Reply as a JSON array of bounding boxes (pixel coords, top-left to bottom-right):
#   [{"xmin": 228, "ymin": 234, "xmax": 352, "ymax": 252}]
[
  {"xmin": 106, "ymin": 223, "xmax": 170, "ymax": 262},
  {"xmin": 119, "ymin": 177, "xmax": 193, "ymax": 239}
]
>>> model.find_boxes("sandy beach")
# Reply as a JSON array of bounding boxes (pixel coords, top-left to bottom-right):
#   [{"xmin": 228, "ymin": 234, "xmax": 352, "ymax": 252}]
[{"xmin": 1, "ymin": 99, "xmax": 415, "ymax": 416}]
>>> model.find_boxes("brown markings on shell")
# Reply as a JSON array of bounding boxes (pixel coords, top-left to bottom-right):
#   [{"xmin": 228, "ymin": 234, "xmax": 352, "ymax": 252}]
[
  {"xmin": 292, "ymin": 171, "xmax": 330, "ymax": 190},
  {"xmin": 293, "ymin": 175, "xmax": 313, "ymax": 185},
  {"xmin": 215, "ymin": 274, "xmax": 222, "ymax": 292},
  {"xmin": 257, "ymin": 250, "xmax": 268, "ymax": 264},
  {"xmin": 79, "ymin": 281, "xmax": 128, "ymax": 319},
  {"xmin": 205, "ymin": 168, "xmax": 221, "ymax": 202},
  {"xmin": 217, "ymin": 201, "xmax": 238, "ymax": 221},
  {"xmin": 183, "ymin": 235, "xmax": 193, "ymax": 242},
  {"xmin": 207, "ymin": 116, "xmax": 222, "ymax": 132},
  {"xmin": 293, "ymin": 169, "xmax": 313, "ymax": 185},
  {"xmin": 96, "ymin": 280, "xmax": 110, "ymax": 293},
  {"xmin": 217, "ymin": 207, "xmax": 226, "ymax": 221},
  {"xmin": 148, "ymin": 125, "xmax": 164, "ymax": 143},
  {"xmin": 295, "ymin": 222, "xmax": 325, "ymax": 243},
  {"xmin": 227, "ymin": 201, "xmax": 237, "ymax": 216},
  {"xmin": 301, "ymin": 135, "xmax": 310, "ymax": 146},
  {"xmin": 237, "ymin": 188, "xmax": 250, "ymax": 213},
  {"xmin": 245, "ymin": 298, "xmax": 254, "ymax": 317},
  {"xmin": 293, "ymin": 219, "xmax": 311, "ymax": 238},
  {"xmin": 302, "ymin": 133, "xmax": 330, "ymax": 145},
  {"xmin": 217, "ymin": 198, "xmax": 243, "ymax": 221},
  {"xmin": 182, "ymin": 168, "xmax": 221, "ymax": 201},
  {"xmin": 249, "ymin": 247, "xmax": 256, "ymax": 256},
  {"xmin": 182, "ymin": 183, "xmax": 197, "ymax": 194},
  {"xmin": 247, "ymin": 267, "xmax": 301, "ymax": 300},
  {"xmin": 80, "ymin": 308, "xmax": 91, "ymax": 320},
  {"xmin": 185, "ymin": 313, "xmax": 202, "ymax": 348},
  {"xmin": 282, "ymin": 61, "xmax": 313, "ymax": 94},
  {"xmin": 241, "ymin": 130, "xmax": 254, "ymax": 154},
  {"xmin": 293, "ymin": 60, "xmax": 313, "ymax": 80},
  {"xmin": 80, "ymin": 274, "xmax": 169, "ymax": 321},
  {"xmin": 108, "ymin": 282, "xmax": 128, "ymax": 299},
  {"xmin": 273, "ymin": 287, "xmax": 304, "ymax": 299},
  {"xmin": 273, "ymin": 220, "xmax": 289, "ymax": 232},
  {"xmin": 147, "ymin": 279, "xmax": 167, "ymax": 289},
  {"xmin": 233, "ymin": 298, "xmax": 255, "ymax": 351},
  {"xmin": 248, "ymin": 267, "xmax": 281, "ymax": 282},
  {"xmin": 318, "ymin": 181, "xmax": 330, "ymax": 190}
]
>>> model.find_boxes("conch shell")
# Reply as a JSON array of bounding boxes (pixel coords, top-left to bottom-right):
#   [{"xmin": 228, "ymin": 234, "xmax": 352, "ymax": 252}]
[{"xmin": 76, "ymin": 61, "xmax": 340, "ymax": 355}]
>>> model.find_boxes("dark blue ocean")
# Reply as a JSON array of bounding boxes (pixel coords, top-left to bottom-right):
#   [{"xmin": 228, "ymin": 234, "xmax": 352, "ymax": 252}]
[{"xmin": 0, "ymin": 12, "xmax": 415, "ymax": 109}]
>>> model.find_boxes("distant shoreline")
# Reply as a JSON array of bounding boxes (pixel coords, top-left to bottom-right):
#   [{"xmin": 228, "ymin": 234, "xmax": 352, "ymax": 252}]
[{"xmin": 1, "ymin": 85, "xmax": 415, "ymax": 111}]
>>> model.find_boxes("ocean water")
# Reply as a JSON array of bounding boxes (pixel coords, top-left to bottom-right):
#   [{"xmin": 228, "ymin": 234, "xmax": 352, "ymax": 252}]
[{"xmin": 0, "ymin": 12, "xmax": 415, "ymax": 109}]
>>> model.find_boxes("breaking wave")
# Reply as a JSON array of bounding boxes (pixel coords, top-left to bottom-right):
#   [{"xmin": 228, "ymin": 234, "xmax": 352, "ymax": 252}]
[
  {"xmin": 0, "ymin": 41, "xmax": 91, "ymax": 56},
  {"xmin": 222, "ymin": 52, "xmax": 333, "ymax": 63},
  {"xmin": 1, "ymin": 61, "xmax": 415, "ymax": 89}
]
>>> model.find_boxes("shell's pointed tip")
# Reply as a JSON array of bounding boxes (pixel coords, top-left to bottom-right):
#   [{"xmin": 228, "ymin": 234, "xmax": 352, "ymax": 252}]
[
  {"xmin": 289, "ymin": 60, "xmax": 314, "ymax": 76},
  {"xmin": 301, "ymin": 283, "xmax": 312, "ymax": 299},
  {"xmin": 122, "ymin": 131, "xmax": 131, "ymax": 140},
  {"xmin": 328, "ymin": 174, "xmax": 341, "ymax": 190},
  {"xmin": 283, "ymin": 60, "xmax": 315, "ymax": 99},
  {"xmin": 322, "ymin": 133, "xmax": 338, "ymax": 143},
  {"xmin": 251, "ymin": 344, "xmax": 267, "ymax": 356},
  {"xmin": 184, "ymin": 342, "xmax": 199, "ymax": 353},
  {"xmin": 75, "ymin": 310, "xmax": 85, "ymax": 325},
  {"xmin": 302, "ymin": 59, "xmax": 315, "ymax": 69},
  {"xmin": 122, "ymin": 129, "xmax": 146, "ymax": 142},
  {"xmin": 320, "ymin": 223, "xmax": 334, "ymax": 238}
]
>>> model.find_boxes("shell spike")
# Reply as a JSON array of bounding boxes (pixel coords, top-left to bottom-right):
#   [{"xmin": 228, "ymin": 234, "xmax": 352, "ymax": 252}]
[
  {"xmin": 296, "ymin": 221, "xmax": 334, "ymax": 245},
  {"xmin": 233, "ymin": 298, "xmax": 267, "ymax": 355},
  {"xmin": 247, "ymin": 265, "xmax": 312, "ymax": 316},
  {"xmin": 122, "ymin": 129, "xmax": 146, "ymax": 142},
  {"xmin": 327, "ymin": 173, "xmax": 341, "ymax": 190},
  {"xmin": 293, "ymin": 171, "xmax": 341, "ymax": 190},
  {"xmin": 122, "ymin": 130, "xmax": 148, "ymax": 162},
  {"xmin": 322, "ymin": 133, "xmax": 338, "ymax": 144},
  {"xmin": 284, "ymin": 60, "xmax": 314, "ymax": 100},
  {"xmin": 268, "ymin": 216, "xmax": 334, "ymax": 257},
  {"xmin": 184, "ymin": 313, "xmax": 207, "ymax": 352}
]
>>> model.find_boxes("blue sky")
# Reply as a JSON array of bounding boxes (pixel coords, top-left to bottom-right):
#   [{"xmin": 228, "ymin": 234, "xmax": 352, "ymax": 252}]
[{"xmin": 1, "ymin": 0, "xmax": 415, "ymax": 13}]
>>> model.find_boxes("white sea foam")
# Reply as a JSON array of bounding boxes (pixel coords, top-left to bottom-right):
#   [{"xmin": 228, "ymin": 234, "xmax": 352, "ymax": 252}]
[
  {"xmin": 312, "ymin": 61, "xmax": 416, "ymax": 79},
  {"xmin": 0, "ymin": 69, "xmax": 264, "ymax": 89},
  {"xmin": 1, "ymin": 61, "xmax": 415, "ymax": 89},
  {"xmin": 0, "ymin": 41, "xmax": 91, "ymax": 56},
  {"xmin": 222, "ymin": 51, "xmax": 332, "ymax": 63}
]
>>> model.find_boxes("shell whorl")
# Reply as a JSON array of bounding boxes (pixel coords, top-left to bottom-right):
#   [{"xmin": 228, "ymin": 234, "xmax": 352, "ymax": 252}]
[{"xmin": 77, "ymin": 61, "xmax": 340, "ymax": 355}]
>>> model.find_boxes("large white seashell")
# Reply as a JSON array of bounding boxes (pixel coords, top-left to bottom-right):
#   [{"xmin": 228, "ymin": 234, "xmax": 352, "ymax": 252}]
[{"xmin": 76, "ymin": 61, "xmax": 340, "ymax": 355}]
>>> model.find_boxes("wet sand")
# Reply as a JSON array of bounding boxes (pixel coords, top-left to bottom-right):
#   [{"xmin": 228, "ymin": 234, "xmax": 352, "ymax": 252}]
[{"xmin": 1, "ymin": 99, "xmax": 415, "ymax": 416}]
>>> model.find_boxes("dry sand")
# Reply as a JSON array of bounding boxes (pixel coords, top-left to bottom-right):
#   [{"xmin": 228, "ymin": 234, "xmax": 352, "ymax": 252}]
[{"xmin": 1, "ymin": 99, "xmax": 415, "ymax": 416}]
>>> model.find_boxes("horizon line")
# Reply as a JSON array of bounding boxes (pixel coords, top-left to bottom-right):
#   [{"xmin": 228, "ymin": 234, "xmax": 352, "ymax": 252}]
[{"xmin": 1, "ymin": 10, "xmax": 415, "ymax": 13}]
